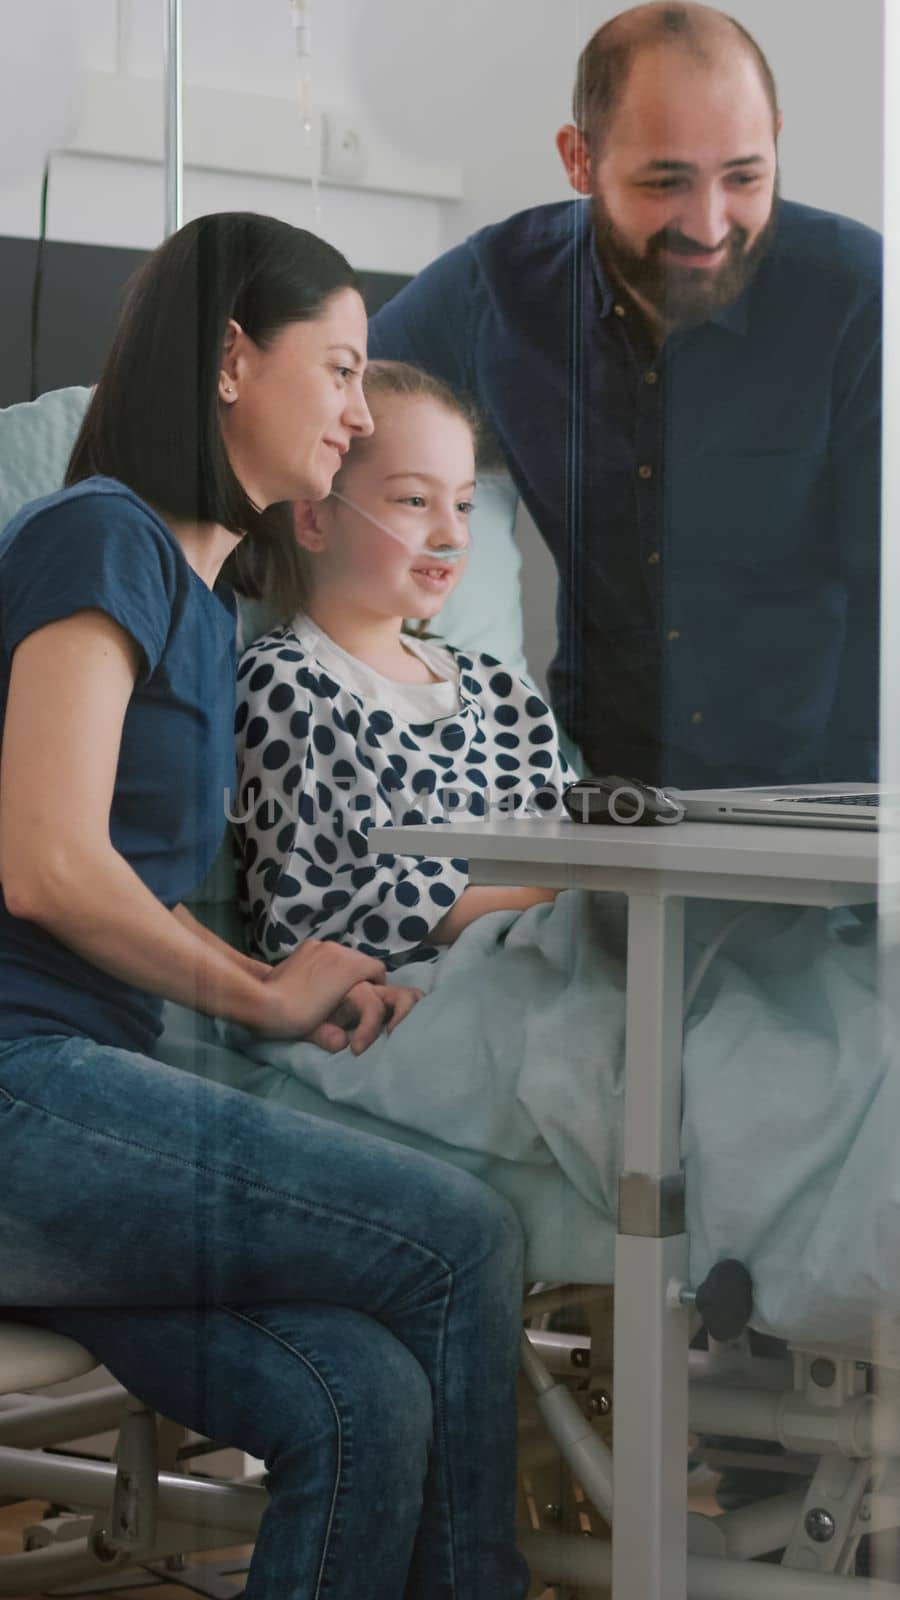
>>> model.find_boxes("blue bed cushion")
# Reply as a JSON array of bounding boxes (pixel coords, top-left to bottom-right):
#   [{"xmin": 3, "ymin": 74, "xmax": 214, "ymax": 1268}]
[{"xmin": 0, "ymin": 387, "xmax": 93, "ymax": 530}]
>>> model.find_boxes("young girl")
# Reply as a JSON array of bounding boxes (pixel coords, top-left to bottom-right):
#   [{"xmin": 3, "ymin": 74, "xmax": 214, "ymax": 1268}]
[{"xmin": 234, "ymin": 361, "xmax": 571, "ymax": 968}]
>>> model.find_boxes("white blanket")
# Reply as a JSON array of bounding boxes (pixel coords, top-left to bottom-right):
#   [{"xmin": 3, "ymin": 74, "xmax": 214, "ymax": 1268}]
[{"xmin": 160, "ymin": 889, "xmax": 893, "ymax": 1340}]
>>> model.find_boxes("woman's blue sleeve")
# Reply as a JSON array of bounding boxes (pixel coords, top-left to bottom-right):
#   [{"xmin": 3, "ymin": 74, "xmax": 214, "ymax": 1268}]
[{"xmin": 0, "ymin": 492, "xmax": 178, "ymax": 680}]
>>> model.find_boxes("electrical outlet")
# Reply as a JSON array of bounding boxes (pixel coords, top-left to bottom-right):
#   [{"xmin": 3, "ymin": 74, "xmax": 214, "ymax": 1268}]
[{"xmin": 322, "ymin": 114, "xmax": 365, "ymax": 183}]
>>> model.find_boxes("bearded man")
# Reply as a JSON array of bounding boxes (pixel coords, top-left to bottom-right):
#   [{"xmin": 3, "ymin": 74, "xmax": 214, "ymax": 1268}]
[{"xmin": 369, "ymin": 2, "xmax": 881, "ymax": 788}]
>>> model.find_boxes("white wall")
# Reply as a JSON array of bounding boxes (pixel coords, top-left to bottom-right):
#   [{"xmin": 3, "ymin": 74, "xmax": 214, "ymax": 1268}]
[
  {"xmin": 0, "ymin": 1, "xmax": 883, "ymax": 272},
  {"xmin": 0, "ymin": 0, "xmax": 452, "ymax": 272},
  {"xmin": 0, "ymin": 1, "xmax": 883, "ymax": 688}
]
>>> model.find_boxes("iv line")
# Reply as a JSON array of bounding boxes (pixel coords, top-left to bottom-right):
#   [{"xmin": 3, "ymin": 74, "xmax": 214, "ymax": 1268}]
[{"xmin": 290, "ymin": 0, "xmax": 321, "ymax": 229}]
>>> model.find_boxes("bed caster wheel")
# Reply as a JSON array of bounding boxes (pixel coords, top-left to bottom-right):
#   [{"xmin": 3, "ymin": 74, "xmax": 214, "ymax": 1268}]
[{"xmin": 678, "ymin": 1259, "xmax": 753, "ymax": 1341}]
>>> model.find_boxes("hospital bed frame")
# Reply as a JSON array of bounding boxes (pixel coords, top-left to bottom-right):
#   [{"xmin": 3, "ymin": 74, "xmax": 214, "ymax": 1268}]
[
  {"xmin": 373, "ymin": 800, "xmax": 894, "ymax": 1599},
  {"xmin": 2, "ymin": 1291, "xmax": 900, "ymax": 1599}
]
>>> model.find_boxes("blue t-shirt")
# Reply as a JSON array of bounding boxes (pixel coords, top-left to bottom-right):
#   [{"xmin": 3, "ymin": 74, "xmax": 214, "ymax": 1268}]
[
  {"xmin": 0, "ymin": 477, "xmax": 237, "ymax": 1053},
  {"xmin": 370, "ymin": 198, "xmax": 882, "ymax": 787}
]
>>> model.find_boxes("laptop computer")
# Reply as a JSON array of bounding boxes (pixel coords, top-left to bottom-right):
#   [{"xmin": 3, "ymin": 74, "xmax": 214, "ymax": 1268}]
[{"xmin": 671, "ymin": 782, "xmax": 890, "ymax": 830}]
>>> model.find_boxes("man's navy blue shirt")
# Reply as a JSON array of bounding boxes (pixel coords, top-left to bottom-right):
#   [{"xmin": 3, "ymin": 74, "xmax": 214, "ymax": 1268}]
[{"xmin": 369, "ymin": 198, "xmax": 882, "ymax": 786}]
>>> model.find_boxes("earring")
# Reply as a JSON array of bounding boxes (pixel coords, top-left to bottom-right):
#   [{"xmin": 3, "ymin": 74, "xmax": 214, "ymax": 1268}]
[{"xmin": 223, "ymin": 384, "xmax": 236, "ymax": 401}]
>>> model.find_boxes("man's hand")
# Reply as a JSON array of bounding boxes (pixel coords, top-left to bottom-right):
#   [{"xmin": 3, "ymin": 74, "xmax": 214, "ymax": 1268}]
[{"xmin": 309, "ymin": 981, "xmax": 425, "ymax": 1055}]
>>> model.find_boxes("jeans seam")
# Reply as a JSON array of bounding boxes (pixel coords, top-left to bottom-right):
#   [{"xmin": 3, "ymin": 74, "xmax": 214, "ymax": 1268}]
[
  {"xmin": 433, "ymin": 1275, "xmax": 456, "ymax": 1595},
  {"xmin": 7, "ymin": 1088, "xmax": 454, "ymax": 1276},
  {"xmin": 0, "ymin": 1085, "xmax": 14, "ymax": 1106},
  {"xmin": 226, "ymin": 1306, "xmax": 343, "ymax": 1600}
]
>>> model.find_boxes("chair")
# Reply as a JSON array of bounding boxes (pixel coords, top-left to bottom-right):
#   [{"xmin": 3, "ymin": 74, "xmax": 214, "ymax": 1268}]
[{"xmin": 0, "ymin": 1317, "xmax": 268, "ymax": 1595}]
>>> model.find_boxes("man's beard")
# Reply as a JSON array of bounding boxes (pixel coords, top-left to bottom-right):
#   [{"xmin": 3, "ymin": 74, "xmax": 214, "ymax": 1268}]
[{"xmin": 593, "ymin": 179, "xmax": 780, "ymax": 326}]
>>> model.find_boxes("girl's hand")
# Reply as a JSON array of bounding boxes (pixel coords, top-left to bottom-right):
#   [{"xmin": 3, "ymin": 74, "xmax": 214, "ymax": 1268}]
[
  {"xmin": 256, "ymin": 940, "xmax": 386, "ymax": 1040},
  {"xmin": 432, "ymin": 886, "xmax": 559, "ymax": 944},
  {"xmin": 309, "ymin": 981, "xmax": 426, "ymax": 1055}
]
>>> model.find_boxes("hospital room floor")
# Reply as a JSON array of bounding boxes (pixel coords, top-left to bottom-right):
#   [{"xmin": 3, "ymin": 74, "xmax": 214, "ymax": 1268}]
[
  {"xmin": 0, "ymin": 1482, "xmax": 722, "ymax": 1597},
  {"xmin": 1, "ymin": 1508, "xmax": 555, "ymax": 1599},
  {"xmin": 0, "ymin": 1500, "xmax": 252, "ymax": 1597},
  {"xmin": 1, "ymin": 1506, "xmax": 561, "ymax": 1597}
]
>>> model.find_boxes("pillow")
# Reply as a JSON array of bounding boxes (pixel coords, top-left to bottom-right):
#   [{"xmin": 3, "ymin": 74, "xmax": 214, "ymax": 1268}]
[
  {"xmin": 426, "ymin": 470, "xmax": 525, "ymax": 674},
  {"xmin": 0, "ymin": 386, "xmax": 92, "ymax": 532}
]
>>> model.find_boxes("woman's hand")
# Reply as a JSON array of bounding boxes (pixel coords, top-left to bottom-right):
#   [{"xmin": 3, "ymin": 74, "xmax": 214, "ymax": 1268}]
[
  {"xmin": 256, "ymin": 940, "xmax": 387, "ymax": 1040},
  {"xmin": 308, "ymin": 981, "xmax": 425, "ymax": 1056},
  {"xmin": 258, "ymin": 941, "xmax": 423, "ymax": 1053}
]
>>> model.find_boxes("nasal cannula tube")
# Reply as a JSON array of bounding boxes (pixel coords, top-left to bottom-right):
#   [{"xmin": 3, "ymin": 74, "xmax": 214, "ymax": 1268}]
[{"xmin": 330, "ymin": 490, "xmax": 469, "ymax": 563}]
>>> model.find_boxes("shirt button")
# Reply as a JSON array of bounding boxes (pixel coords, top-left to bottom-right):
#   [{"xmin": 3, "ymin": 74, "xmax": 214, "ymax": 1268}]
[
  {"xmin": 638, "ymin": 464, "xmax": 653, "ymax": 480},
  {"xmin": 614, "ymin": 303, "xmax": 626, "ymax": 318},
  {"xmin": 647, "ymin": 552, "xmax": 661, "ymax": 566},
  {"xmin": 645, "ymin": 371, "xmax": 659, "ymax": 385},
  {"xmin": 691, "ymin": 711, "xmax": 704, "ymax": 725},
  {"xmin": 667, "ymin": 629, "xmax": 681, "ymax": 642}
]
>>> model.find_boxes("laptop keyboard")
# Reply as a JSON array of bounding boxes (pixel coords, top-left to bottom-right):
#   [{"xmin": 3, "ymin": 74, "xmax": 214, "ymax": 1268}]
[{"xmin": 780, "ymin": 794, "xmax": 880, "ymax": 807}]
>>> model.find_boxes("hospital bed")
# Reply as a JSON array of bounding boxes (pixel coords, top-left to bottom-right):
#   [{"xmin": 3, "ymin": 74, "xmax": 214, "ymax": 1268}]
[{"xmin": 1, "ymin": 386, "xmax": 899, "ymax": 1598}]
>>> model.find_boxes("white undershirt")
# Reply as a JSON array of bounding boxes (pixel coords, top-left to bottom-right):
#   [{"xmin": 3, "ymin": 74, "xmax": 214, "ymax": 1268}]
[{"xmin": 291, "ymin": 612, "xmax": 461, "ymax": 722}]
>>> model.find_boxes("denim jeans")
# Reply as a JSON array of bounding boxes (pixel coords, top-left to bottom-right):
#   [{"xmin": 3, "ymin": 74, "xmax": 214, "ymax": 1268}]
[{"xmin": 0, "ymin": 1033, "xmax": 529, "ymax": 1599}]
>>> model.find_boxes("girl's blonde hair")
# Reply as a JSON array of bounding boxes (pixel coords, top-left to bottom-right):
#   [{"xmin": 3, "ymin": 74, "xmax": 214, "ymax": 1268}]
[{"xmin": 228, "ymin": 360, "xmax": 480, "ymax": 621}]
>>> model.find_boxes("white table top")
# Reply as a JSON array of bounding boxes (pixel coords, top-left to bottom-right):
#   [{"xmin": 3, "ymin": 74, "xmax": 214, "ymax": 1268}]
[{"xmin": 371, "ymin": 817, "xmax": 882, "ymax": 906}]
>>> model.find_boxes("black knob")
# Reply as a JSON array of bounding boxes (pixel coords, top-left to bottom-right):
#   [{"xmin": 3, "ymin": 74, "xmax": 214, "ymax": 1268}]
[{"xmin": 695, "ymin": 1260, "xmax": 754, "ymax": 1342}]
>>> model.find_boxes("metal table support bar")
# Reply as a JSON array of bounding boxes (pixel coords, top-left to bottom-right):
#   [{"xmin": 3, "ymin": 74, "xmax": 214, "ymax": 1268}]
[{"xmin": 613, "ymin": 893, "xmax": 690, "ymax": 1599}]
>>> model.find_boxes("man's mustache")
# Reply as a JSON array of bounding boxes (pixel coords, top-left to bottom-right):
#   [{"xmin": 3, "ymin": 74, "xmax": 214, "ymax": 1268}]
[{"xmin": 649, "ymin": 226, "xmax": 749, "ymax": 258}]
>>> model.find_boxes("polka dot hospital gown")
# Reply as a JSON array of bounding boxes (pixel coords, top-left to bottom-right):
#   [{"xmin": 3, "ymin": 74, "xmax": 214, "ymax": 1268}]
[{"xmin": 234, "ymin": 614, "xmax": 572, "ymax": 967}]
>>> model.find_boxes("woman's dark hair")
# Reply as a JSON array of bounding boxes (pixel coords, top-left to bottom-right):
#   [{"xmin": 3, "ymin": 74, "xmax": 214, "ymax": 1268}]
[{"xmin": 66, "ymin": 212, "xmax": 360, "ymax": 586}]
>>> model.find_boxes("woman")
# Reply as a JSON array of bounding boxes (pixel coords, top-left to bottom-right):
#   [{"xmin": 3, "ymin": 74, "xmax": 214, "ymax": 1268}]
[{"xmin": 0, "ymin": 213, "xmax": 529, "ymax": 1599}]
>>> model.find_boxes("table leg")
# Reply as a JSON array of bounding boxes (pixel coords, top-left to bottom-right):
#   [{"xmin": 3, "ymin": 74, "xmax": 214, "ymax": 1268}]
[{"xmin": 612, "ymin": 893, "xmax": 691, "ymax": 1599}]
